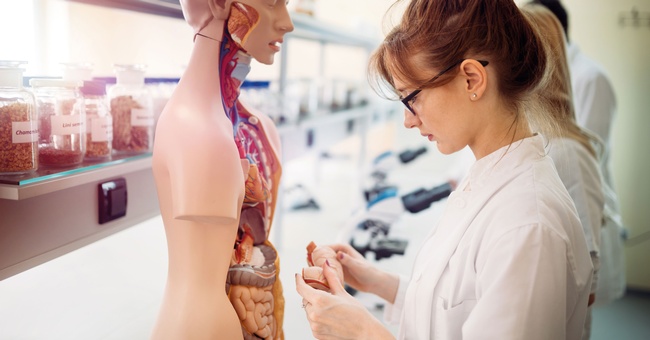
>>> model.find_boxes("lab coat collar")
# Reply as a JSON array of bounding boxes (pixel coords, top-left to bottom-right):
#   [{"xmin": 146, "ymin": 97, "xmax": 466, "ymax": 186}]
[{"xmin": 462, "ymin": 134, "xmax": 546, "ymax": 191}]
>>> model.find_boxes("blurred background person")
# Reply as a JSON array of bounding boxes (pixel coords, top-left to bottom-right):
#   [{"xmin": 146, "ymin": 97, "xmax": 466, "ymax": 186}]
[
  {"xmin": 531, "ymin": 0, "xmax": 626, "ymax": 310},
  {"xmin": 522, "ymin": 4, "xmax": 605, "ymax": 338}
]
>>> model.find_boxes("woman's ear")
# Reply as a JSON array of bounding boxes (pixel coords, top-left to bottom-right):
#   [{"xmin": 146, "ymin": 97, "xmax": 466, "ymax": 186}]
[{"xmin": 460, "ymin": 60, "xmax": 488, "ymax": 101}]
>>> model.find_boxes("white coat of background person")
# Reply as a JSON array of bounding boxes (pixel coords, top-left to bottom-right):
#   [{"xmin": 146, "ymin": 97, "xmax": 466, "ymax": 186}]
[
  {"xmin": 568, "ymin": 35, "xmax": 626, "ymax": 307},
  {"xmin": 522, "ymin": 5, "xmax": 606, "ymax": 338},
  {"xmin": 530, "ymin": 0, "xmax": 626, "ymax": 308},
  {"xmin": 294, "ymin": 1, "xmax": 594, "ymax": 339}
]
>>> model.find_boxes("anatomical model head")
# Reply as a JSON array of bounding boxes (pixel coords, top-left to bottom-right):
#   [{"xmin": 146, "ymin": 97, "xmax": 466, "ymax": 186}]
[
  {"xmin": 181, "ymin": 0, "xmax": 294, "ymax": 65},
  {"xmin": 228, "ymin": 1, "xmax": 294, "ymax": 64}
]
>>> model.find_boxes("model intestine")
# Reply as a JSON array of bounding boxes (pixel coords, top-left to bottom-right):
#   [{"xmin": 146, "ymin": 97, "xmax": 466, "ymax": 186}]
[{"xmin": 229, "ymin": 285, "xmax": 276, "ymax": 339}]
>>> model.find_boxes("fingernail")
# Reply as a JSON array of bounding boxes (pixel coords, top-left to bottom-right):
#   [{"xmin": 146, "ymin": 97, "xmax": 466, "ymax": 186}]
[
  {"xmin": 338, "ymin": 252, "xmax": 344, "ymax": 260},
  {"xmin": 326, "ymin": 259, "xmax": 331, "ymax": 267}
]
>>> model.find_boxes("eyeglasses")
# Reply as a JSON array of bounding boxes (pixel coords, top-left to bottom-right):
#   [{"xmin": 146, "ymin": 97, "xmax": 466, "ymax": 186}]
[{"xmin": 401, "ymin": 59, "xmax": 489, "ymax": 115}]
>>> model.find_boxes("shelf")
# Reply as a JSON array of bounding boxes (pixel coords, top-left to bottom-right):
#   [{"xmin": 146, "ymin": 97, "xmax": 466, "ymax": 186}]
[
  {"xmin": 66, "ymin": 0, "xmax": 184, "ymax": 19},
  {"xmin": 0, "ymin": 106, "xmax": 373, "ymax": 200},
  {"xmin": 276, "ymin": 105, "xmax": 371, "ymax": 135},
  {"xmin": 288, "ymin": 13, "xmax": 378, "ymax": 48},
  {"xmin": 66, "ymin": 1, "xmax": 378, "ymax": 49},
  {"xmin": 0, "ymin": 157, "xmax": 159, "ymax": 280},
  {"xmin": 0, "ymin": 153, "xmax": 152, "ymax": 200}
]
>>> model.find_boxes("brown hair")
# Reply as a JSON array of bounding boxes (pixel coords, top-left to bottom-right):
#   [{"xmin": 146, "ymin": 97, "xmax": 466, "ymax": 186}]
[
  {"xmin": 522, "ymin": 4, "xmax": 601, "ymax": 158},
  {"xmin": 369, "ymin": 0, "xmax": 547, "ymax": 116}
]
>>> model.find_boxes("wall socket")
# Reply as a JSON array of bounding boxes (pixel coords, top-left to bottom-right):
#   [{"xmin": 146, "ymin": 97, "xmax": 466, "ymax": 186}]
[{"xmin": 98, "ymin": 178, "xmax": 127, "ymax": 224}]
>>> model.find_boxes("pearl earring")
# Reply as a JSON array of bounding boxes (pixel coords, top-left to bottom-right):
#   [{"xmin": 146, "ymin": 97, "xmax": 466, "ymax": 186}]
[{"xmin": 472, "ymin": 93, "xmax": 477, "ymax": 99}]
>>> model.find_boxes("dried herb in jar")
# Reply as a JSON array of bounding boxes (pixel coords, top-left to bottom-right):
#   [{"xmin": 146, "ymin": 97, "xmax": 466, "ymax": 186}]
[
  {"xmin": 111, "ymin": 95, "xmax": 151, "ymax": 152},
  {"xmin": 37, "ymin": 98, "xmax": 85, "ymax": 167},
  {"xmin": 0, "ymin": 102, "xmax": 37, "ymax": 173},
  {"xmin": 86, "ymin": 137, "xmax": 111, "ymax": 159}
]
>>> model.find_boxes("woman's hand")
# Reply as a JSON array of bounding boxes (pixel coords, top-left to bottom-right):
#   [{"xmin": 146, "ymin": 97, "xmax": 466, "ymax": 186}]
[
  {"xmin": 328, "ymin": 243, "xmax": 401, "ymax": 302},
  {"xmin": 295, "ymin": 261, "xmax": 395, "ymax": 340},
  {"xmin": 306, "ymin": 241, "xmax": 345, "ymax": 287}
]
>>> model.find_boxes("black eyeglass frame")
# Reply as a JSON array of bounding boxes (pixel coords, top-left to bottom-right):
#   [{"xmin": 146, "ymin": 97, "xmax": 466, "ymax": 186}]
[{"xmin": 401, "ymin": 59, "xmax": 489, "ymax": 115}]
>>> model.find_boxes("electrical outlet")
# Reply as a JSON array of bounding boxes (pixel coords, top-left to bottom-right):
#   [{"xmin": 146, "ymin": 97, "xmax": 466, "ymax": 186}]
[{"xmin": 98, "ymin": 178, "xmax": 127, "ymax": 224}]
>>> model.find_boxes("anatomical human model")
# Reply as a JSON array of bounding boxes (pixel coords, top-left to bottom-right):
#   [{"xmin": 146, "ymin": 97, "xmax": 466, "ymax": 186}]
[{"xmin": 151, "ymin": 0, "xmax": 293, "ymax": 339}]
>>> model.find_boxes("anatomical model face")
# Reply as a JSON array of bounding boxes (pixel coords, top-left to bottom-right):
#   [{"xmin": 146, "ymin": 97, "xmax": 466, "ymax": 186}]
[{"xmin": 228, "ymin": 0, "xmax": 294, "ymax": 65}]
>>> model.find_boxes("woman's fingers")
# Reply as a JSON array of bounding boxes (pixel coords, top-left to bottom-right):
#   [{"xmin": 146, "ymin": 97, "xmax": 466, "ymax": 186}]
[
  {"xmin": 322, "ymin": 260, "xmax": 347, "ymax": 295},
  {"xmin": 328, "ymin": 243, "xmax": 356, "ymax": 255},
  {"xmin": 336, "ymin": 250, "xmax": 353, "ymax": 266},
  {"xmin": 295, "ymin": 272, "xmax": 328, "ymax": 304},
  {"xmin": 295, "ymin": 273, "xmax": 313, "ymax": 300}
]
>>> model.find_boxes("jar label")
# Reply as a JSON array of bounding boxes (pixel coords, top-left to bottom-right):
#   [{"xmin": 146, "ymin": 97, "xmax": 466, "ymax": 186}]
[
  {"xmin": 91, "ymin": 116, "xmax": 113, "ymax": 142},
  {"xmin": 131, "ymin": 108, "xmax": 154, "ymax": 127},
  {"xmin": 12, "ymin": 121, "xmax": 39, "ymax": 143},
  {"xmin": 51, "ymin": 114, "xmax": 85, "ymax": 135}
]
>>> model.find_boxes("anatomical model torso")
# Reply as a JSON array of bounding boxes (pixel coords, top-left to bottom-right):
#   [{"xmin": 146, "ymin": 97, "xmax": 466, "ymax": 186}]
[{"xmin": 151, "ymin": 1, "xmax": 293, "ymax": 339}]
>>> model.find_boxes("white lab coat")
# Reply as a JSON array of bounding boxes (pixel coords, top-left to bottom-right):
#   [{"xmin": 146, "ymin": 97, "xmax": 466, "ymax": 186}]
[
  {"xmin": 384, "ymin": 135, "xmax": 593, "ymax": 339},
  {"xmin": 568, "ymin": 43, "xmax": 626, "ymax": 306},
  {"xmin": 568, "ymin": 42, "xmax": 616, "ymax": 192},
  {"xmin": 547, "ymin": 137, "xmax": 604, "ymax": 294}
]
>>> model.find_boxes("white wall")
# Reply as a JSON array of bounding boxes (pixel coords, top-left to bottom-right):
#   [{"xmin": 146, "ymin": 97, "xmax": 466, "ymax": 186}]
[{"xmin": 64, "ymin": 1, "xmax": 193, "ymax": 77}]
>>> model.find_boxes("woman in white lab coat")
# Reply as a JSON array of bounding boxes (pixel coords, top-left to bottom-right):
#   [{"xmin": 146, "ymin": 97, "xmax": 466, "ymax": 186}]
[
  {"xmin": 522, "ymin": 5, "xmax": 605, "ymax": 339},
  {"xmin": 295, "ymin": 0, "xmax": 594, "ymax": 339}
]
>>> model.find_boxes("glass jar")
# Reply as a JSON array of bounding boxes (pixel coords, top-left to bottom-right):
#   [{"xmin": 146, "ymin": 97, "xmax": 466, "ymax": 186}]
[
  {"xmin": 0, "ymin": 61, "xmax": 38, "ymax": 175},
  {"xmin": 81, "ymin": 80, "xmax": 112, "ymax": 161},
  {"xmin": 30, "ymin": 78, "xmax": 86, "ymax": 168},
  {"xmin": 108, "ymin": 64, "xmax": 153, "ymax": 155}
]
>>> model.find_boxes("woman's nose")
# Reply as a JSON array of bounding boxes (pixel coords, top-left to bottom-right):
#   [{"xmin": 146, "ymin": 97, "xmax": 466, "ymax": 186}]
[{"xmin": 403, "ymin": 109, "xmax": 418, "ymax": 129}]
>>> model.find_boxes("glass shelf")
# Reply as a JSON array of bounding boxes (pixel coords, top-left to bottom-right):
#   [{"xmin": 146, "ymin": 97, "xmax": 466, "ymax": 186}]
[{"xmin": 0, "ymin": 153, "xmax": 152, "ymax": 200}]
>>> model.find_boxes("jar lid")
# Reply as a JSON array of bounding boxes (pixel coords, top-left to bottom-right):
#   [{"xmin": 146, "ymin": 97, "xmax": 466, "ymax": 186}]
[
  {"xmin": 81, "ymin": 80, "xmax": 107, "ymax": 96},
  {"xmin": 29, "ymin": 78, "xmax": 83, "ymax": 88},
  {"xmin": 114, "ymin": 64, "xmax": 147, "ymax": 85},
  {"xmin": 0, "ymin": 61, "xmax": 26, "ymax": 87},
  {"xmin": 0, "ymin": 60, "xmax": 27, "ymax": 69},
  {"xmin": 114, "ymin": 63, "xmax": 147, "ymax": 72},
  {"xmin": 61, "ymin": 62, "xmax": 94, "ymax": 82}
]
